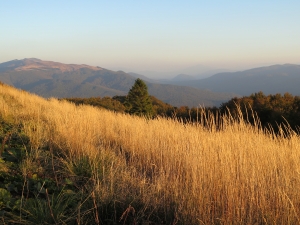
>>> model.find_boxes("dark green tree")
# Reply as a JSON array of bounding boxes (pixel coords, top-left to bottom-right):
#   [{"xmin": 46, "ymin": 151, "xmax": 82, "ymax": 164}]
[{"xmin": 125, "ymin": 78, "xmax": 153, "ymax": 117}]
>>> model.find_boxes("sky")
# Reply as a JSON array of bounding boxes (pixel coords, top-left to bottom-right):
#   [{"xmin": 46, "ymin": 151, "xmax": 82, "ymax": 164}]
[{"xmin": 1, "ymin": 1, "xmax": 300, "ymax": 77}]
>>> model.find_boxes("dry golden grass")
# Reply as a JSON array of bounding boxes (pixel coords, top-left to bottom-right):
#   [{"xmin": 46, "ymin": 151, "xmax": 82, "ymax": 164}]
[{"xmin": 1, "ymin": 83, "xmax": 300, "ymax": 224}]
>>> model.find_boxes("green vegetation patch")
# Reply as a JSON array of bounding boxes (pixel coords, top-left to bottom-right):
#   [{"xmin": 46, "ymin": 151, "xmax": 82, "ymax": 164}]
[{"xmin": 0, "ymin": 117, "xmax": 81, "ymax": 224}]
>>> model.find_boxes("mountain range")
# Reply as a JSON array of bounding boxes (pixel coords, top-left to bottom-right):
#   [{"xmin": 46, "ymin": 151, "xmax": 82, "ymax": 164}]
[
  {"xmin": 0, "ymin": 58, "xmax": 235, "ymax": 107},
  {"xmin": 0, "ymin": 58, "xmax": 299, "ymax": 107},
  {"xmin": 171, "ymin": 64, "xmax": 300, "ymax": 96}
]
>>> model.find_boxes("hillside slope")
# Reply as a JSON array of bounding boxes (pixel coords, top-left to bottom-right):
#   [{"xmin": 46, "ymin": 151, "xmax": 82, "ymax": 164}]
[
  {"xmin": 0, "ymin": 58, "xmax": 237, "ymax": 107},
  {"xmin": 1, "ymin": 82, "xmax": 300, "ymax": 224}
]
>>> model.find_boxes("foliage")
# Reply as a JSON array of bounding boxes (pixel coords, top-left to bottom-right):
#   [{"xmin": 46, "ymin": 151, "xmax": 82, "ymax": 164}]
[
  {"xmin": 125, "ymin": 78, "xmax": 154, "ymax": 117},
  {"xmin": 0, "ymin": 117, "xmax": 88, "ymax": 224},
  {"xmin": 63, "ymin": 96, "xmax": 126, "ymax": 112},
  {"xmin": 151, "ymin": 95, "xmax": 174, "ymax": 116},
  {"xmin": 220, "ymin": 91, "xmax": 300, "ymax": 132},
  {"xmin": 64, "ymin": 95, "xmax": 174, "ymax": 118},
  {"xmin": 20, "ymin": 190, "xmax": 78, "ymax": 225},
  {"xmin": 0, "ymin": 188, "xmax": 11, "ymax": 209}
]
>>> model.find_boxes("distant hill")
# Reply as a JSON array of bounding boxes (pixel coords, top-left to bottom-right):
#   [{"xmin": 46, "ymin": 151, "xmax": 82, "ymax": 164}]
[
  {"xmin": 0, "ymin": 58, "xmax": 236, "ymax": 107},
  {"xmin": 135, "ymin": 65, "xmax": 228, "ymax": 80},
  {"xmin": 172, "ymin": 74, "xmax": 196, "ymax": 81},
  {"xmin": 176, "ymin": 64, "xmax": 300, "ymax": 96},
  {"xmin": 128, "ymin": 72, "xmax": 158, "ymax": 83}
]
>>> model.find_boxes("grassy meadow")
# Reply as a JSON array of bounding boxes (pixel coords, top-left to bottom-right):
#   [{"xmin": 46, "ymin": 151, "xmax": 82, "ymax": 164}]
[{"xmin": 1, "ymin": 82, "xmax": 300, "ymax": 224}]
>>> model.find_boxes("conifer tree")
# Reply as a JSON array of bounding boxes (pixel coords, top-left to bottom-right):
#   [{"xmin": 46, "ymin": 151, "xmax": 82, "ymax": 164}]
[{"xmin": 125, "ymin": 78, "xmax": 153, "ymax": 117}]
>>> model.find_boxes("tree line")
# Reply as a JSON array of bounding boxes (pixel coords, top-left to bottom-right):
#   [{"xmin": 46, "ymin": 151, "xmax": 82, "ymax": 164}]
[
  {"xmin": 220, "ymin": 91, "xmax": 300, "ymax": 132},
  {"xmin": 64, "ymin": 79, "xmax": 300, "ymax": 133}
]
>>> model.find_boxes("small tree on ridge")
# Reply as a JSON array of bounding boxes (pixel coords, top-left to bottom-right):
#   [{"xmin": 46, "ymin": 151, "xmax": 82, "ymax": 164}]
[{"xmin": 125, "ymin": 78, "xmax": 153, "ymax": 117}]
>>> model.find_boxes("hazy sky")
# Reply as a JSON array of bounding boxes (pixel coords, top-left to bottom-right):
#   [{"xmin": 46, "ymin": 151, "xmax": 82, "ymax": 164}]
[{"xmin": 1, "ymin": 1, "xmax": 300, "ymax": 76}]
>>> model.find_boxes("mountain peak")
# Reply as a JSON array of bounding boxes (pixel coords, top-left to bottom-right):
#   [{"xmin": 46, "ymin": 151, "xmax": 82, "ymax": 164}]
[{"xmin": 0, "ymin": 58, "xmax": 102, "ymax": 72}]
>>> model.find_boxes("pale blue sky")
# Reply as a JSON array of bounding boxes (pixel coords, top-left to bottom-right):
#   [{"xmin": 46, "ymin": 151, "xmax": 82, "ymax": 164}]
[{"xmin": 1, "ymin": 1, "xmax": 300, "ymax": 75}]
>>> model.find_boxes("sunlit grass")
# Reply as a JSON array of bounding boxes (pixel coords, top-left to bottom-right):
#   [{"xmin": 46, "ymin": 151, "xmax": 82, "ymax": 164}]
[{"xmin": 1, "ymin": 83, "xmax": 300, "ymax": 224}]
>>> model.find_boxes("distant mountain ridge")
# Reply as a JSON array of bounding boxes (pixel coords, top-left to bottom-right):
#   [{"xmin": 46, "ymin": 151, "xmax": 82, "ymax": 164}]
[
  {"xmin": 0, "ymin": 58, "xmax": 102, "ymax": 72},
  {"xmin": 0, "ymin": 58, "xmax": 236, "ymax": 107},
  {"xmin": 176, "ymin": 64, "xmax": 300, "ymax": 96},
  {"xmin": 172, "ymin": 74, "xmax": 196, "ymax": 81}
]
